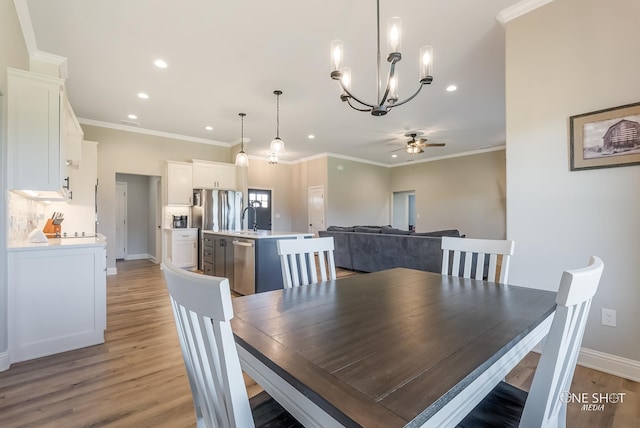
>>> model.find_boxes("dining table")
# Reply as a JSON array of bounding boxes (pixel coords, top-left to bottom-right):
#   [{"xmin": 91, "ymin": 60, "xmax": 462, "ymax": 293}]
[{"xmin": 231, "ymin": 267, "xmax": 557, "ymax": 427}]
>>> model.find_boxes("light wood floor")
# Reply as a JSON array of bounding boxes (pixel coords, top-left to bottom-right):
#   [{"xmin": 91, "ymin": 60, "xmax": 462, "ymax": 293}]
[{"xmin": 0, "ymin": 260, "xmax": 637, "ymax": 427}]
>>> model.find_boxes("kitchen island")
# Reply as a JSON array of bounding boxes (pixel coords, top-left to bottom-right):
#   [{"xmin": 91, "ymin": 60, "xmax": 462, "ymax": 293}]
[
  {"xmin": 201, "ymin": 230, "xmax": 312, "ymax": 295},
  {"xmin": 6, "ymin": 235, "xmax": 107, "ymax": 366}
]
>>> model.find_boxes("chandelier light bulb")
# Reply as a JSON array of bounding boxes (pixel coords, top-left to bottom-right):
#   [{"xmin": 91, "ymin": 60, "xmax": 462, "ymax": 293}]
[
  {"xmin": 331, "ymin": 40, "xmax": 343, "ymax": 72},
  {"xmin": 387, "ymin": 17, "xmax": 402, "ymax": 53},
  {"xmin": 389, "ymin": 76, "xmax": 398, "ymax": 102},
  {"xmin": 419, "ymin": 46, "xmax": 433, "ymax": 82}
]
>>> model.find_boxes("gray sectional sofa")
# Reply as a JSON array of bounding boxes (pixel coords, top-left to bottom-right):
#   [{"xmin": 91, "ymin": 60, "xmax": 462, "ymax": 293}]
[{"xmin": 318, "ymin": 226, "xmax": 461, "ymax": 273}]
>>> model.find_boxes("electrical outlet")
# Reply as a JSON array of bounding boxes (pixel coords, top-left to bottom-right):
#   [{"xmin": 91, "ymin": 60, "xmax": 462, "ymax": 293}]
[{"xmin": 601, "ymin": 308, "xmax": 617, "ymax": 327}]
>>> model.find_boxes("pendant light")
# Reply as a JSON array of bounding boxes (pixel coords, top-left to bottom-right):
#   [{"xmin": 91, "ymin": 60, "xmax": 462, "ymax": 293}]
[
  {"xmin": 269, "ymin": 90, "xmax": 285, "ymax": 154},
  {"xmin": 235, "ymin": 113, "xmax": 249, "ymax": 167}
]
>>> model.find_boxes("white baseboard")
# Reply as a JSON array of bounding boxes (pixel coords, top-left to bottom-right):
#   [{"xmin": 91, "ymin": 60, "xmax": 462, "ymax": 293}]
[
  {"xmin": 530, "ymin": 345, "xmax": 640, "ymax": 382},
  {"xmin": 106, "ymin": 267, "xmax": 117, "ymax": 276},
  {"xmin": 0, "ymin": 351, "xmax": 10, "ymax": 372},
  {"xmin": 124, "ymin": 253, "xmax": 150, "ymax": 261},
  {"xmin": 577, "ymin": 347, "xmax": 640, "ymax": 382}
]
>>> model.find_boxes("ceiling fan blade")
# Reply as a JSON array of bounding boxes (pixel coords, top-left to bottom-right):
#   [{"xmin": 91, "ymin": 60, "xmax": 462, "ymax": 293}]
[
  {"xmin": 389, "ymin": 147, "xmax": 407, "ymax": 153},
  {"xmin": 422, "ymin": 143, "xmax": 446, "ymax": 147}
]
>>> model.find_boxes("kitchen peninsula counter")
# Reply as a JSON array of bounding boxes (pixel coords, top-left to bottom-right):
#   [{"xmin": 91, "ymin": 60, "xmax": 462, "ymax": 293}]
[
  {"xmin": 8, "ymin": 234, "xmax": 107, "ymax": 251},
  {"xmin": 7, "ymin": 234, "xmax": 107, "ymax": 366}
]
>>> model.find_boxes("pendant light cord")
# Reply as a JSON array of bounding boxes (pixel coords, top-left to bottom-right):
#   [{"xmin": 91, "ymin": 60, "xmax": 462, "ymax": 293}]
[{"xmin": 276, "ymin": 92, "xmax": 280, "ymax": 139}]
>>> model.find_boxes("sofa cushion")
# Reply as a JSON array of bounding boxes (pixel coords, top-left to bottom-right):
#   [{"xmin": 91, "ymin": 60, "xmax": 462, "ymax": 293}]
[
  {"xmin": 326, "ymin": 226, "xmax": 356, "ymax": 232},
  {"xmin": 413, "ymin": 229, "xmax": 461, "ymax": 237},
  {"xmin": 354, "ymin": 226, "xmax": 383, "ymax": 233},
  {"xmin": 381, "ymin": 226, "xmax": 413, "ymax": 235}
]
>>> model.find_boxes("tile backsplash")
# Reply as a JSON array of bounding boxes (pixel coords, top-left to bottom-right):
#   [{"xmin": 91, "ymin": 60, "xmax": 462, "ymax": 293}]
[
  {"xmin": 165, "ymin": 206, "xmax": 191, "ymax": 229},
  {"xmin": 8, "ymin": 191, "xmax": 46, "ymax": 242}
]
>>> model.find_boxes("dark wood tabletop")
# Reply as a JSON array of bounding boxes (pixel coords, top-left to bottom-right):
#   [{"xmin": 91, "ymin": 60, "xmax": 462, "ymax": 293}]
[{"xmin": 231, "ymin": 268, "xmax": 557, "ymax": 427}]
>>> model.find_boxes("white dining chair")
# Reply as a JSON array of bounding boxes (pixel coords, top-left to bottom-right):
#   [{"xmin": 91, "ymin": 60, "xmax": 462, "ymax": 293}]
[
  {"xmin": 441, "ymin": 236, "xmax": 515, "ymax": 283},
  {"xmin": 161, "ymin": 260, "xmax": 301, "ymax": 428},
  {"xmin": 457, "ymin": 256, "xmax": 604, "ymax": 428},
  {"xmin": 277, "ymin": 237, "xmax": 336, "ymax": 288}
]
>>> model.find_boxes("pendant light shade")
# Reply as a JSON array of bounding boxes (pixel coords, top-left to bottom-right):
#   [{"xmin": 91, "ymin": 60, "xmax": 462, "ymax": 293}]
[
  {"xmin": 235, "ymin": 113, "xmax": 249, "ymax": 167},
  {"xmin": 269, "ymin": 90, "xmax": 285, "ymax": 154}
]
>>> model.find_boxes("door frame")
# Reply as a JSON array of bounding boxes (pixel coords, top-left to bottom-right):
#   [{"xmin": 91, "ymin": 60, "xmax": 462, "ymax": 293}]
[
  {"xmin": 115, "ymin": 181, "xmax": 127, "ymax": 259},
  {"xmin": 308, "ymin": 185, "xmax": 325, "ymax": 236},
  {"xmin": 247, "ymin": 187, "xmax": 274, "ymax": 230}
]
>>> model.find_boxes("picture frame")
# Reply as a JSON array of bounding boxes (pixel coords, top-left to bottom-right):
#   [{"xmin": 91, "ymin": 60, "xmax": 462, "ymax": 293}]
[{"xmin": 569, "ymin": 101, "xmax": 640, "ymax": 171}]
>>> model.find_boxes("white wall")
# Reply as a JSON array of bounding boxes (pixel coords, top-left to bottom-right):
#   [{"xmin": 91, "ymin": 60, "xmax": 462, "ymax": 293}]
[
  {"xmin": 506, "ymin": 0, "xmax": 640, "ymax": 362},
  {"xmin": 82, "ymin": 124, "xmax": 231, "ymax": 271},
  {"xmin": 0, "ymin": 0, "xmax": 30, "ymax": 367}
]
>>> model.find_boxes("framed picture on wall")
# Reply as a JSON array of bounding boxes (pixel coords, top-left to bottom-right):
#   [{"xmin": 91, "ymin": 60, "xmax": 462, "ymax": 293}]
[{"xmin": 569, "ymin": 102, "xmax": 640, "ymax": 171}]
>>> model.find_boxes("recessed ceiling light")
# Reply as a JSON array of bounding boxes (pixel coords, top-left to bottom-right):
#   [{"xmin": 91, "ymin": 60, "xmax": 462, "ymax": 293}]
[
  {"xmin": 128, "ymin": 114, "xmax": 138, "ymax": 120},
  {"xmin": 446, "ymin": 85, "xmax": 457, "ymax": 92},
  {"xmin": 308, "ymin": 134, "xmax": 315, "ymax": 140},
  {"xmin": 205, "ymin": 126, "xmax": 213, "ymax": 131},
  {"xmin": 137, "ymin": 92, "xmax": 149, "ymax": 99},
  {"xmin": 391, "ymin": 154, "xmax": 398, "ymax": 158},
  {"xmin": 154, "ymin": 59, "xmax": 168, "ymax": 68}
]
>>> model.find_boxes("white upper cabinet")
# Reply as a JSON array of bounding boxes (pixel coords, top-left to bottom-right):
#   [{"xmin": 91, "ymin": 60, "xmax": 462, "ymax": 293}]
[
  {"xmin": 63, "ymin": 93, "xmax": 83, "ymax": 166},
  {"xmin": 7, "ymin": 68, "xmax": 83, "ymax": 201},
  {"xmin": 167, "ymin": 161, "xmax": 193, "ymax": 206},
  {"xmin": 7, "ymin": 68, "xmax": 64, "ymax": 195},
  {"xmin": 192, "ymin": 159, "xmax": 236, "ymax": 189}
]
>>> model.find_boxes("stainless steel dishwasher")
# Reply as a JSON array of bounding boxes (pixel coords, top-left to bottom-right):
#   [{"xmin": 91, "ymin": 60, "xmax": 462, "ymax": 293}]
[{"xmin": 232, "ymin": 238, "xmax": 255, "ymax": 295}]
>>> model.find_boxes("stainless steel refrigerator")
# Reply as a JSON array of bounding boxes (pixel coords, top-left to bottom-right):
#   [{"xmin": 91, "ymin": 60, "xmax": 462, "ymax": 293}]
[{"xmin": 192, "ymin": 189, "xmax": 243, "ymax": 270}]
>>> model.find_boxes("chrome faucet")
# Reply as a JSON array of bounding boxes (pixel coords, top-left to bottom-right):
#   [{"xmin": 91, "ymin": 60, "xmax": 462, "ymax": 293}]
[{"xmin": 241, "ymin": 204, "xmax": 258, "ymax": 231}]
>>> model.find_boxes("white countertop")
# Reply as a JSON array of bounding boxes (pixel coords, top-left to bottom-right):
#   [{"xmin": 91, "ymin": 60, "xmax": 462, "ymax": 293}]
[
  {"xmin": 202, "ymin": 230, "xmax": 313, "ymax": 239},
  {"xmin": 8, "ymin": 234, "xmax": 108, "ymax": 251}
]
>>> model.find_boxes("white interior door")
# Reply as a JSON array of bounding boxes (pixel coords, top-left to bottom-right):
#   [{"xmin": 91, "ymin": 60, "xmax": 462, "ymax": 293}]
[
  {"xmin": 115, "ymin": 182, "xmax": 127, "ymax": 259},
  {"xmin": 308, "ymin": 186, "xmax": 325, "ymax": 236}
]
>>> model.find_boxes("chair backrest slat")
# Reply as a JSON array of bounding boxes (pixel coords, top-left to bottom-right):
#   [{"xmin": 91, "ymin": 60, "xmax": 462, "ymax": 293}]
[
  {"xmin": 277, "ymin": 237, "xmax": 336, "ymax": 288},
  {"xmin": 520, "ymin": 256, "xmax": 604, "ymax": 427},
  {"xmin": 162, "ymin": 260, "xmax": 255, "ymax": 428},
  {"xmin": 441, "ymin": 237, "xmax": 515, "ymax": 284}
]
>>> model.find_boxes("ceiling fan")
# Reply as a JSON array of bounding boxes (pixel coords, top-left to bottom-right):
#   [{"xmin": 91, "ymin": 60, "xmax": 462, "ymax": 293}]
[{"xmin": 391, "ymin": 132, "xmax": 445, "ymax": 154}]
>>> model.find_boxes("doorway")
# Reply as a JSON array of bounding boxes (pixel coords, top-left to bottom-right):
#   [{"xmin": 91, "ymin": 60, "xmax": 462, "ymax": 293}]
[
  {"xmin": 308, "ymin": 186, "xmax": 325, "ymax": 236},
  {"xmin": 115, "ymin": 173, "xmax": 162, "ymax": 261},
  {"xmin": 392, "ymin": 191, "xmax": 416, "ymax": 231},
  {"xmin": 247, "ymin": 188, "xmax": 272, "ymax": 230}
]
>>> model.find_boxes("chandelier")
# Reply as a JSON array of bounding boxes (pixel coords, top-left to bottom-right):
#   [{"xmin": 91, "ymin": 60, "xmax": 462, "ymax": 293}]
[
  {"xmin": 330, "ymin": 0, "xmax": 433, "ymax": 116},
  {"xmin": 269, "ymin": 90, "xmax": 285, "ymax": 154},
  {"xmin": 234, "ymin": 113, "xmax": 249, "ymax": 167}
]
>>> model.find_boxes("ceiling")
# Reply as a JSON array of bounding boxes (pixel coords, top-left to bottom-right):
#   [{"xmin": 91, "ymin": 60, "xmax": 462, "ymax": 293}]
[{"xmin": 24, "ymin": 0, "xmax": 528, "ymax": 166}]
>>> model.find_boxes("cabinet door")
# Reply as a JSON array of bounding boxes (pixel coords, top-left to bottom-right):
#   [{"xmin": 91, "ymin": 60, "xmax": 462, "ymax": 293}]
[
  {"xmin": 62, "ymin": 94, "xmax": 83, "ymax": 165},
  {"xmin": 7, "ymin": 68, "xmax": 64, "ymax": 192},
  {"xmin": 215, "ymin": 164, "xmax": 237, "ymax": 189},
  {"xmin": 193, "ymin": 163, "xmax": 217, "ymax": 189},
  {"xmin": 171, "ymin": 230, "xmax": 198, "ymax": 268},
  {"xmin": 167, "ymin": 162, "xmax": 193, "ymax": 205}
]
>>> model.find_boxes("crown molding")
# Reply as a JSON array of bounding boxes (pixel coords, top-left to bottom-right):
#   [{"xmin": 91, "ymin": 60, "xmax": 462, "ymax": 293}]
[
  {"xmin": 496, "ymin": 0, "xmax": 555, "ymax": 26},
  {"xmin": 78, "ymin": 118, "xmax": 230, "ymax": 147},
  {"xmin": 13, "ymin": 0, "xmax": 37, "ymax": 55}
]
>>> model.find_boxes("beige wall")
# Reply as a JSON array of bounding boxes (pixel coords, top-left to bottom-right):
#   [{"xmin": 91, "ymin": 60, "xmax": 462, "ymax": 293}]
[
  {"xmin": 82, "ymin": 124, "xmax": 231, "ymax": 271},
  {"xmin": 1, "ymin": 0, "xmax": 30, "ymax": 364},
  {"xmin": 506, "ymin": 0, "xmax": 640, "ymax": 363},
  {"xmin": 326, "ymin": 157, "xmax": 391, "ymax": 227},
  {"xmin": 290, "ymin": 157, "xmax": 328, "ymax": 232},
  {"xmin": 391, "ymin": 149, "xmax": 506, "ymax": 238}
]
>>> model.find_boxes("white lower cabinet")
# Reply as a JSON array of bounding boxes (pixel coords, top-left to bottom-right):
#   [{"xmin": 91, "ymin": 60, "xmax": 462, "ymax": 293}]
[
  {"xmin": 167, "ymin": 229, "xmax": 198, "ymax": 269},
  {"xmin": 8, "ymin": 244, "xmax": 107, "ymax": 364}
]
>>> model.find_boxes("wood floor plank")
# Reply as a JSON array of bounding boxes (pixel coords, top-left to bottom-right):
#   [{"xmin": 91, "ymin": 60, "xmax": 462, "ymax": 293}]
[{"xmin": 0, "ymin": 260, "xmax": 636, "ymax": 427}]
